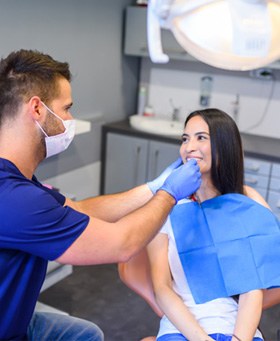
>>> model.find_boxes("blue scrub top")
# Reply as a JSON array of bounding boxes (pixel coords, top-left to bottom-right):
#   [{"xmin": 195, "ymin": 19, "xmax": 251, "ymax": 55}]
[{"xmin": 0, "ymin": 158, "xmax": 89, "ymax": 340}]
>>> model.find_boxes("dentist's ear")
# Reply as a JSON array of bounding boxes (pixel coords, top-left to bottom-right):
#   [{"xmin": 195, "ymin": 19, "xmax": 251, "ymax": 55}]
[{"xmin": 28, "ymin": 96, "xmax": 42, "ymax": 119}]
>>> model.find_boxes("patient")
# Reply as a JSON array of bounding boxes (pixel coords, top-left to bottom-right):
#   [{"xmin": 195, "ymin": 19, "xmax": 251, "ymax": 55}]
[{"xmin": 146, "ymin": 108, "xmax": 280, "ymax": 341}]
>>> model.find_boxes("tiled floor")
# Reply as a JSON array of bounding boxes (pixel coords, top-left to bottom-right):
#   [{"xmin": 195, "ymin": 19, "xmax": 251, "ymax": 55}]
[
  {"xmin": 39, "ymin": 264, "xmax": 160, "ymax": 341},
  {"xmin": 39, "ymin": 264, "xmax": 280, "ymax": 341}
]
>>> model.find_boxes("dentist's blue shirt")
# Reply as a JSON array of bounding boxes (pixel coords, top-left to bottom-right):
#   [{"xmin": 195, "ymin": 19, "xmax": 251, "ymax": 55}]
[{"xmin": 0, "ymin": 158, "xmax": 89, "ymax": 340}]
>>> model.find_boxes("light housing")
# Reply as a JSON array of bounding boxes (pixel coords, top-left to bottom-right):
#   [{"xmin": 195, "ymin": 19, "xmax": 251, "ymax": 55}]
[{"xmin": 147, "ymin": 0, "xmax": 280, "ymax": 71}]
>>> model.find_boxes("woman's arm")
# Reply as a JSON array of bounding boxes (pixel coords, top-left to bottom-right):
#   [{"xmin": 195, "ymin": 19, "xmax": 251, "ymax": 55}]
[
  {"xmin": 232, "ymin": 290, "xmax": 263, "ymax": 341},
  {"xmin": 147, "ymin": 233, "xmax": 215, "ymax": 341},
  {"xmin": 244, "ymin": 185, "xmax": 270, "ymax": 209}
]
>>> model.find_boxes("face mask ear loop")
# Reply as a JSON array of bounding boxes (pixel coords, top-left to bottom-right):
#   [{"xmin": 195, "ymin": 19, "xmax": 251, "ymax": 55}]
[
  {"xmin": 35, "ymin": 120, "xmax": 48, "ymax": 137},
  {"xmin": 41, "ymin": 101, "xmax": 63, "ymax": 122}
]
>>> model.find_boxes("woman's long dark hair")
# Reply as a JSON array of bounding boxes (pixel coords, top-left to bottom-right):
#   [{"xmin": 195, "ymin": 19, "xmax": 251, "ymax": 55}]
[{"xmin": 184, "ymin": 108, "xmax": 244, "ymax": 195}]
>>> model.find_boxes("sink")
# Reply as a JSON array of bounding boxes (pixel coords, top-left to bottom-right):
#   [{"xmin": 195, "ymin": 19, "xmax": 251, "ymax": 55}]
[{"xmin": 129, "ymin": 115, "xmax": 183, "ymax": 136}]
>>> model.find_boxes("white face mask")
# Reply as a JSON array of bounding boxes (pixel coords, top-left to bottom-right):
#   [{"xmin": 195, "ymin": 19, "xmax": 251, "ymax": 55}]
[{"xmin": 36, "ymin": 102, "xmax": 76, "ymax": 158}]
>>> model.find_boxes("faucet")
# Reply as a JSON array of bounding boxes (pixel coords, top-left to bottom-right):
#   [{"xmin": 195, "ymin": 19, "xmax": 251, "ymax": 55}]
[
  {"xmin": 172, "ymin": 107, "xmax": 180, "ymax": 121},
  {"xmin": 170, "ymin": 99, "xmax": 181, "ymax": 121},
  {"xmin": 232, "ymin": 94, "xmax": 240, "ymax": 123}
]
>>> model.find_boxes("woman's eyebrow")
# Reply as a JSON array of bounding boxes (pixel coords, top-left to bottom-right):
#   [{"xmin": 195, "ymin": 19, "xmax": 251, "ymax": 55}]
[{"xmin": 182, "ymin": 131, "xmax": 210, "ymax": 137}]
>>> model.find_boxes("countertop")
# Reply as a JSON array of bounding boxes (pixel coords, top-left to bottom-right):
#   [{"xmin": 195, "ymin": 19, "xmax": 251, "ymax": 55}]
[{"xmin": 102, "ymin": 119, "xmax": 280, "ymax": 163}]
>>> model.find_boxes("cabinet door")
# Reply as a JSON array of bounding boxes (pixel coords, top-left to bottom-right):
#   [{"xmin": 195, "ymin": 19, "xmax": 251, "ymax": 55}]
[
  {"xmin": 147, "ymin": 140, "xmax": 180, "ymax": 181},
  {"xmin": 267, "ymin": 190, "xmax": 280, "ymax": 221},
  {"xmin": 268, "ymin": 162, "xmax": 280, "ymax": 219},
  {"xmin": 244, "ymin": 157, "xmax": 272, "ymax": 200},
  {"xmin": 104, "ymin": 133, "xmax": 148, "ymax": 194},
  {"xmin": 244, "ymin": 157, "xmax": 271, "ymax": 176},
  {"xmin": 124, "ymin": 6, "xmax": 194, "ymax": 61}
]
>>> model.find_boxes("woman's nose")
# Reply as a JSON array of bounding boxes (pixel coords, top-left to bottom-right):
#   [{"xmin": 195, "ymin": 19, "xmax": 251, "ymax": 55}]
[{"xmin": 186, "ymin": 139, "xmax": 197, "ymax": 152}]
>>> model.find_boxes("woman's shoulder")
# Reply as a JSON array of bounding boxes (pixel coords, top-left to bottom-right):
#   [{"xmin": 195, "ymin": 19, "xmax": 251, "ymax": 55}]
[{"xmin": 243, "ymin": 185, "xmax": 270, "ymax": 209}]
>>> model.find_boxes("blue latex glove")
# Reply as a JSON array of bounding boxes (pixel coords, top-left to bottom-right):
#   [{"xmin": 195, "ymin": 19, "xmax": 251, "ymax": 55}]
[
  {"xmin": 147, "ymin": 157, "xmax": 182, "ymax": 194},
  {"xmin": 159, "ymin": 159, "xmax": 201, "ymax": 203}
]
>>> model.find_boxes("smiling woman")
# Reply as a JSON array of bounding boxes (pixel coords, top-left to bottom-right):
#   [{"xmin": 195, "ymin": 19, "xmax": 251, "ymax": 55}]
[
  {"xmin": 144, "ymin": 108, "xmax": 280, "ymax": 341},
  {"xmin": 182, "ymin": 108, "xmax": 245, "ymax": 199}
]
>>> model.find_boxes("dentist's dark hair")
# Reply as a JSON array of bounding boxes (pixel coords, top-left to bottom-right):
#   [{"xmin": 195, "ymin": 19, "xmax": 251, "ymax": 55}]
[
  {"xmin": 0, "ymin": 49, "xmax": 71, "ymax": 127},
  {"xmin": 184, "ymin": 108, "xmax": 244, "ymax": 195}
]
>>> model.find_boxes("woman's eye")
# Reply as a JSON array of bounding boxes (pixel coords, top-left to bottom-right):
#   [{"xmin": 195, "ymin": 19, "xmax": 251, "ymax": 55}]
[{"xmin": 181, "ymin": 137, "xmax": 188, "ymax": 143}]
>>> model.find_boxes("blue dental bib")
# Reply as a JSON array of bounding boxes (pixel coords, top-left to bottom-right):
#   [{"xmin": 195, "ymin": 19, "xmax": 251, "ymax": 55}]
[{"xmin": 170, "ymin": 193, "xmax": 280, "ymax": 304}]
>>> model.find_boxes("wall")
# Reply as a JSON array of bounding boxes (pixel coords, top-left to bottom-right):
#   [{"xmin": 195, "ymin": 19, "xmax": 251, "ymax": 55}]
[
  {"xmin": 140, "ymin": 58, "xmax": 280, "ymax": 140},
  {"xmin": 0, "ymin": 0, "xmax": 139, "ymax": 197}
]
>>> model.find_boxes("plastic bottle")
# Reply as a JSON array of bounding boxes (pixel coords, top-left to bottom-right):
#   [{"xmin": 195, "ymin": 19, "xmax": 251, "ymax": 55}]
[
  {"xmin": 200, "ymin": 76, "xmax": 213, "ymax": 107},
  {"xmin": 137, "ymin": 85, "xmax": 147, "ymax": 116},
  {"xmin": 143, "ymin": 105, "xmax": 154, "ymax": 117}
]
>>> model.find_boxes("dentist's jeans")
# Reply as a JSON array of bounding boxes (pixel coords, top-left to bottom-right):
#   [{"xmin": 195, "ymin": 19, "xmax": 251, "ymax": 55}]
[
  {"xmin": 27, "ymin": 312, "xmax": 104, "ymax": 341},
  {"xmin": 157, "ymin": 333, "xmax": 263, "ymax": 341}
]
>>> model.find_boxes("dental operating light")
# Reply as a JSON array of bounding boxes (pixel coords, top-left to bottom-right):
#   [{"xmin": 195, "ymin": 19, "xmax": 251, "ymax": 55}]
[{"xmin": 147, "ymin": 0, "xmax": 280, "ymax": 70}]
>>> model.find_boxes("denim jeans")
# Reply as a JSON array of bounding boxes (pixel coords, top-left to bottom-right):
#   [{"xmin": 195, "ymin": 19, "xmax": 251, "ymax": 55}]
[
  {"xmin": 157, "ymin": 333, "xmax": 263, "ymax": 341},
  {"xmin": 27, "ymin": 312, "xmax": 104, "ymax": 341}
]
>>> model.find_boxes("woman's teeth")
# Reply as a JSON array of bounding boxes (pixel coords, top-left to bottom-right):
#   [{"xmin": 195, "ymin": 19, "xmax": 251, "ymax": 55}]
[{"xmin": 187, "ymin": 158, "xmax": 200, "ymax": 162}]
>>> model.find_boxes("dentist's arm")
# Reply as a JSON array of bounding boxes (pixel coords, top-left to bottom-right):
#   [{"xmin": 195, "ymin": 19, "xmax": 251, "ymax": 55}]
[
  {"xmin": 66, "ymin": 158, "xmax": 183, "ymax": 222},
  {"xmin": 65, "ymin": 184, "xmax": 153, "ymax": 223},
  {"xmin": 57, "ymin": 160, "xmax": 201, "ymax": 265}
]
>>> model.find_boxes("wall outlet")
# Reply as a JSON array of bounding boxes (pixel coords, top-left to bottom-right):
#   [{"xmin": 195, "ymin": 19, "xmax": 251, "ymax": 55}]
[{"xmin": 249, "ymin": 68, "xmax": 274, "ymax": 80}]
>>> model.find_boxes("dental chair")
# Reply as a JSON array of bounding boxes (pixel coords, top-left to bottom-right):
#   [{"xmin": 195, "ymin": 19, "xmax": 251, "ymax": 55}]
[{"xmin": 118, "ymin": 248, "xmax": 163, "ymax": 341}]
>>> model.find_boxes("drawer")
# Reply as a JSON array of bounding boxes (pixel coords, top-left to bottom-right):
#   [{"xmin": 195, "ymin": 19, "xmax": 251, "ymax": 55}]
[
  {"xmin": 271, "ymin": 163, "xmax": 280, "ymax": 178},
  {"xmin": 267, "ymin": 190, "xmax": 280, "ymax": 219},
  {"xmin": 270, "ymin": 177, "xmax": 280, "ymax": 192},
  {"xmin": 244, "ymin": 157, "xmax": 271, "ymax": 176},
  {"xmin": 244, "ymin": 173, "xmax": 269, "ymax": 189}
]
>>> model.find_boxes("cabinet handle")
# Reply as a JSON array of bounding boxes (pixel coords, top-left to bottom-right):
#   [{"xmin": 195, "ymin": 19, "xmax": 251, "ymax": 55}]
[
  {"xmin": 244, "ymin": 177, "xmax": 258, "ymax": 185},
  {"xmin": 152, "ymin": 149, "xmax": 159, "ymax": 179},
  {"xmin": 245, "ymin": 165, "xmax": 260, "ymax": 172},
  {"xmin": 134, "ymin": 146, "xmax": 141, "ymax": 184}
]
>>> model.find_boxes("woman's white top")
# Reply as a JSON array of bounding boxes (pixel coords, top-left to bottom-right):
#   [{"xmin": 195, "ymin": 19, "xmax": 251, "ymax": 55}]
[{"xmin": 157, "ymin": 199, "xmax": 263, "ymax": 339}]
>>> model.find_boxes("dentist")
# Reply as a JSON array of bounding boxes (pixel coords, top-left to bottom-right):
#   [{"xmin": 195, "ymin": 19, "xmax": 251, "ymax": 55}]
[{"xmin": 0, "ymin": 49, "xmax": 201, "ymax": 341}]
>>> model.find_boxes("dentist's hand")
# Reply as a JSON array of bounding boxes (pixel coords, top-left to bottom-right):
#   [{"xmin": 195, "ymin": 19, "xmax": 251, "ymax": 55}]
[
  {"xmin": 159, "ymin": 159, "xmax": 201, "ymax": 203},
  {"xmin": 147, "ymin": 157, "xmax": 182, "ymax": 194}
]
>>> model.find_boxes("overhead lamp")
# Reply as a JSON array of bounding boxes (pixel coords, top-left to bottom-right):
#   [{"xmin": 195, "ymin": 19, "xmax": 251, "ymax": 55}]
[{"xmin": 147, "ymin": 0, "xmax": 280, "ymax": 71}]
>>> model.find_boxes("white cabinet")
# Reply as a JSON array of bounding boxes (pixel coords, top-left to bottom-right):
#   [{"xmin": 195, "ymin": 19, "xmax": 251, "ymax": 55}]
[
  {"xmin": 104, "ymin": 133, "xmax": 149, "ymax": 194},
  {"xmin": 103, "ymin": 132, "xmax": 179, "ymax": 194},
  {"xmin": 147, "ymin": 140, "xmax": 180, "ymax": 180}
]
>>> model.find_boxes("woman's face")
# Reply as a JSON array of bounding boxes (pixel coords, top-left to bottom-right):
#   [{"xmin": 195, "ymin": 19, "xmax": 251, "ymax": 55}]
[{"xmin": 180, "ymin": 115, "xmax": 212, "ymax": 176}]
